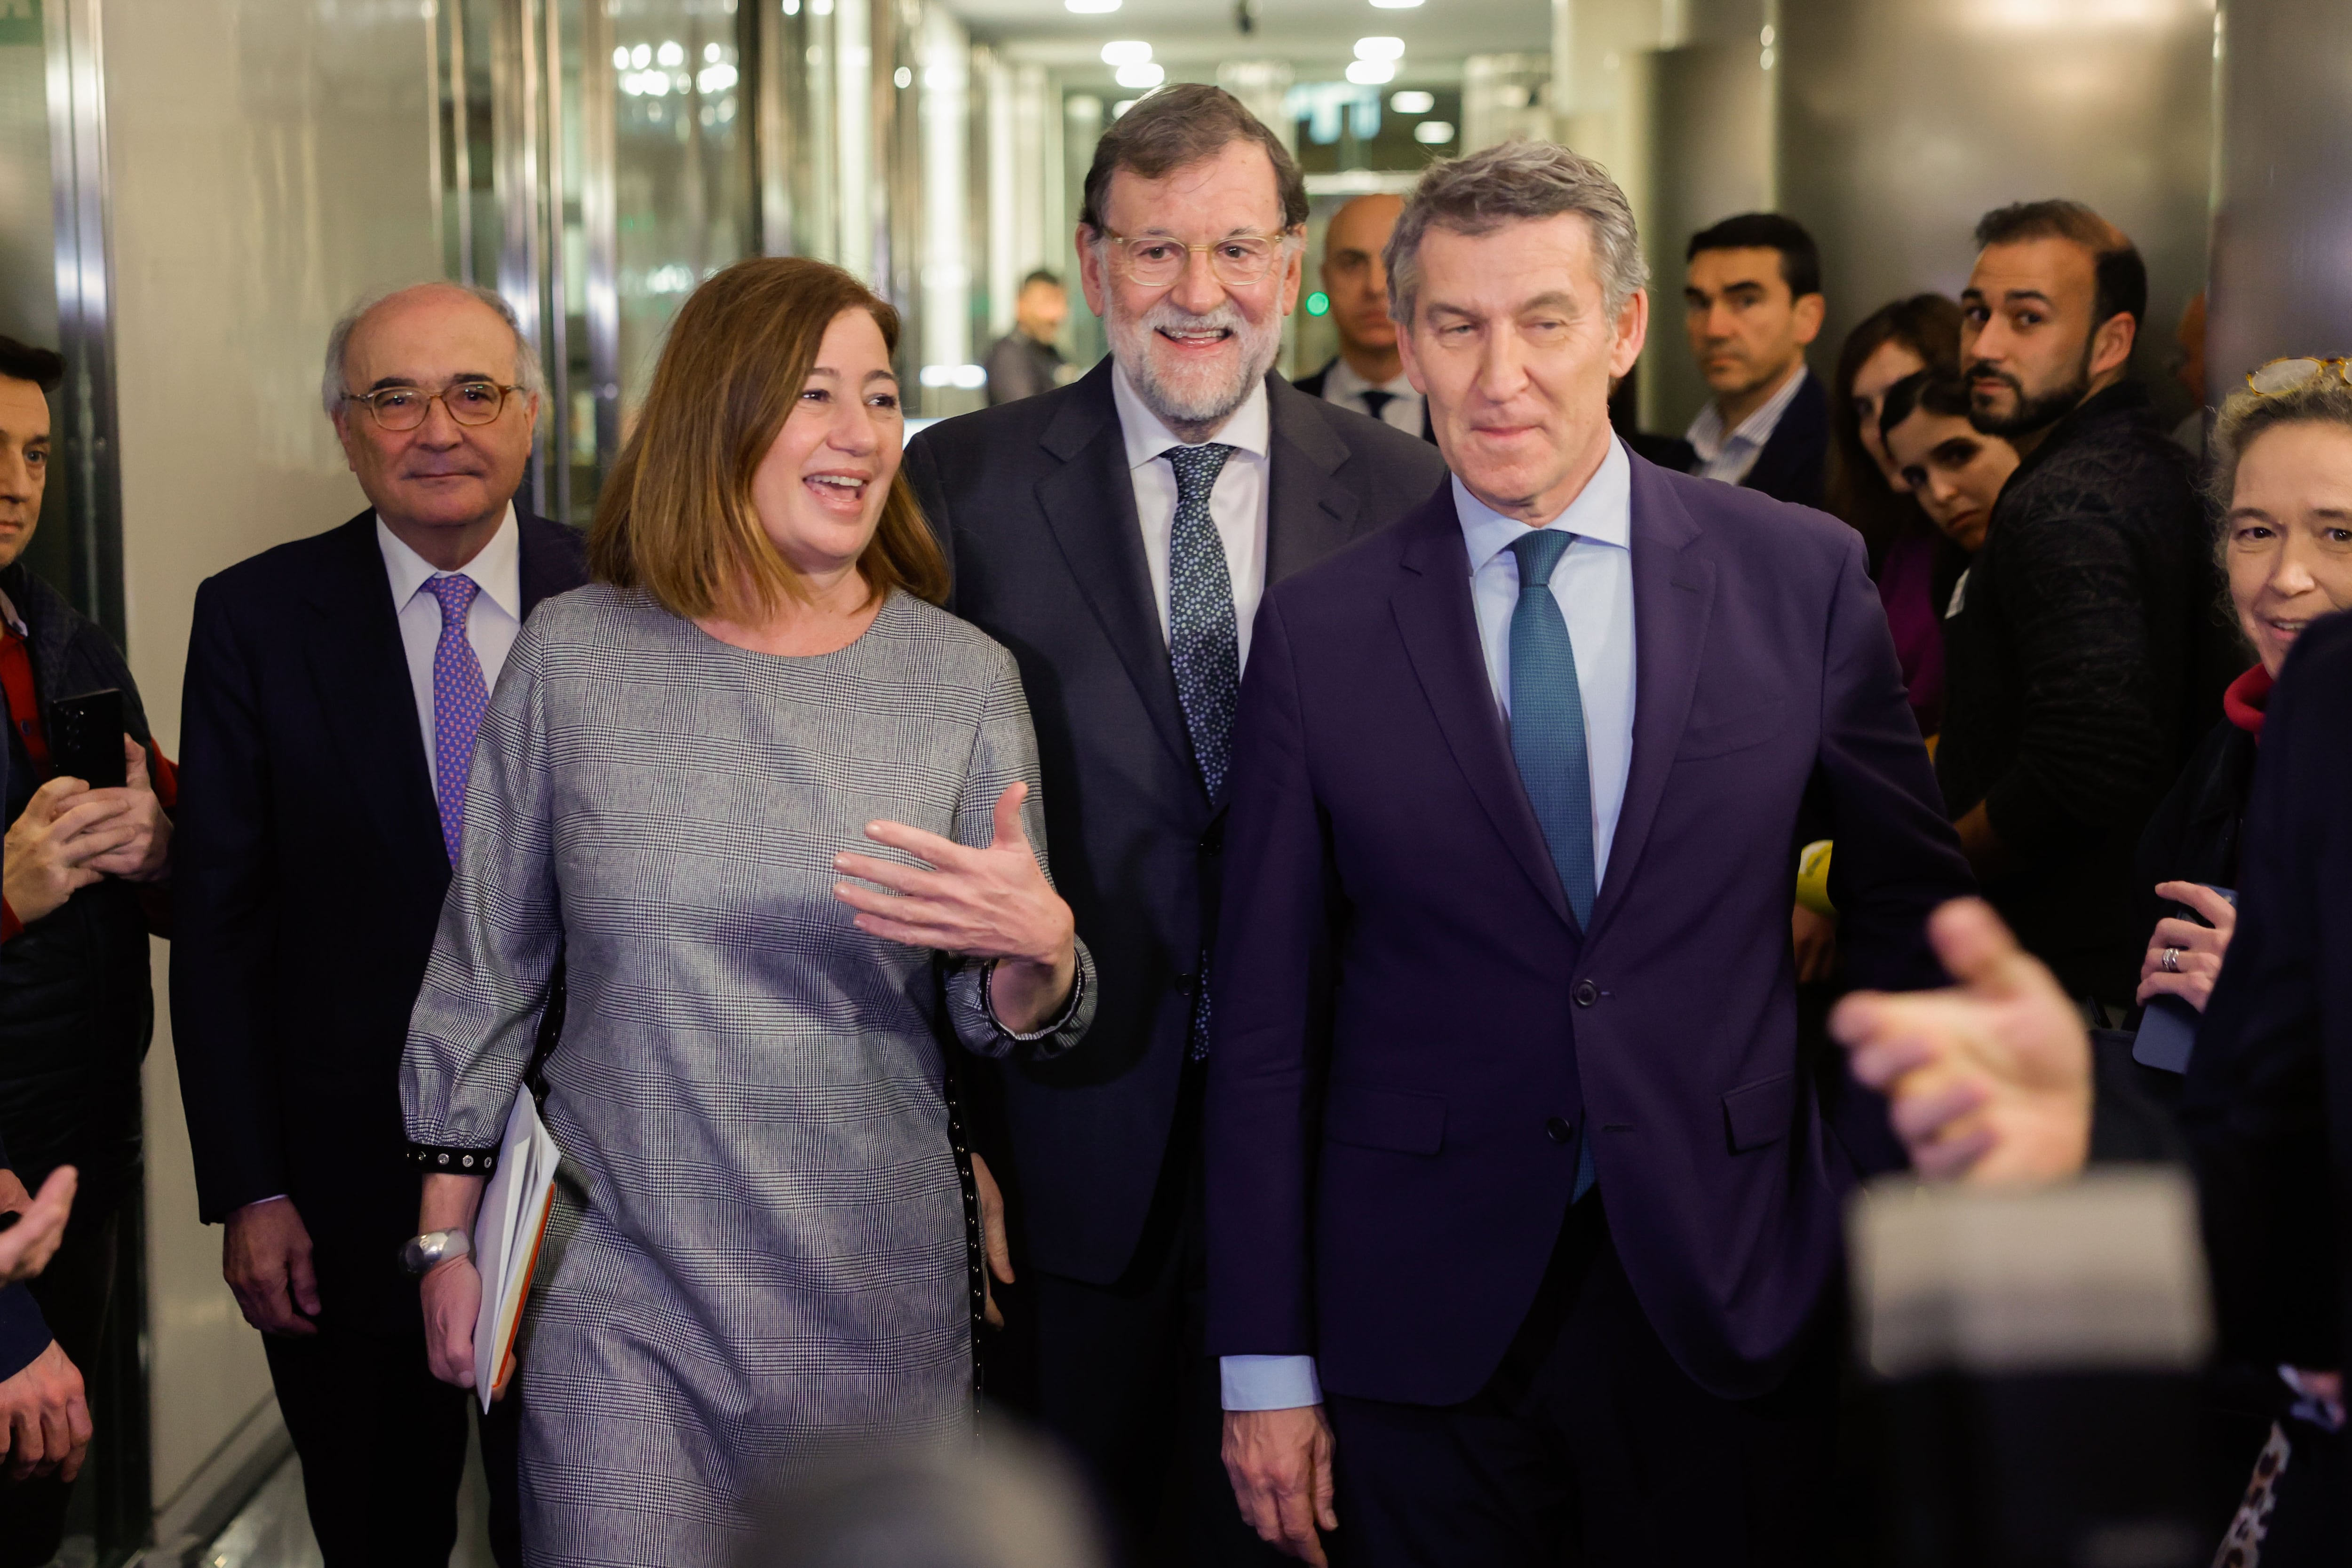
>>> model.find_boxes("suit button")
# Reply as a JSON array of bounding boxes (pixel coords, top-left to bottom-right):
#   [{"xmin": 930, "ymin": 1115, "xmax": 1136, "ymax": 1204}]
[
  {"xmin": 1545, "ymin": 1117, "xmax": 1573, "ymax": 1145},
  {"xmin": 1573, "ymin": 980, "xmax": 1598, "ymax": 1007},
  {"xmin": 1176, "ymin": 971, "xmax": 1199, "ymax": 996},
  {"xmin": 1199, "ymin": 820, "xmax": 1225, "ymax": 855}
]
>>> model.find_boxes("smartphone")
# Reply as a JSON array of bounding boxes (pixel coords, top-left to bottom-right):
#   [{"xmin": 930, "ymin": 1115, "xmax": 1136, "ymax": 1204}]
[
  {"xmin": 48, "ymin": 688, "xmax": 126, "ymax": 789},
  {"xmin": 2130, "ymin": 885, "xmax": 2236, "ymax": 1075}
]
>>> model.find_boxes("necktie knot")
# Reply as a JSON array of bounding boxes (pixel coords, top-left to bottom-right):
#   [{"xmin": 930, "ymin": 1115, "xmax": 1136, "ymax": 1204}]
[
  {"xmin": 1507, "ymin": 529, "xmax": 1572, "ymax": 591},
  {"xmin": 1167, "ymin": 442, "xmax": 1234, "ymax": 505},
  {"xmin": 423, "ymin": 572, "xmax": 480, "ymax": 619},
  {"xmin": 1359, "ymin": 389, "xmax": 1395, "ymax": 423}
]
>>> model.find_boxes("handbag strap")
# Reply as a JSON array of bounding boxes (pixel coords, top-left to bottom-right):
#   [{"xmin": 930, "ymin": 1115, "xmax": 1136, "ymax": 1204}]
[{"xmin": 522, "ymin": 949, "xmax": 566, "ymax": 1107}]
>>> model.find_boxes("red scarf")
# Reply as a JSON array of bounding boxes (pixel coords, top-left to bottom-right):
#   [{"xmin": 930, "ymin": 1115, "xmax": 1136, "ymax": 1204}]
[{"xmin": 2224, "ymin": 663, "xmax": 2273, "ymax": 739}]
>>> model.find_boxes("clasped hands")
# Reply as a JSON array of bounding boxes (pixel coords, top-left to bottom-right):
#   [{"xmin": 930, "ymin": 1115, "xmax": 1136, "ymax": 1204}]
[
  {"xmin": 4, "ymin": 737, "xmax": 171, "ymax": 927},
  {"xmin": 831, "ymin": 781, "xmax": 1078, "ymax": 1033},
  {"xmin": 0, "ymin": 1164, "xmax": 87, "ymax": 1483}
]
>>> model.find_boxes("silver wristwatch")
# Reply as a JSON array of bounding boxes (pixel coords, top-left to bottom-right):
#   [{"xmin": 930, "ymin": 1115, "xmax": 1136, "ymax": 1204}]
[{"xmin": 400, "ymin": 1228, "xmax": 473, "ymax": 1275}]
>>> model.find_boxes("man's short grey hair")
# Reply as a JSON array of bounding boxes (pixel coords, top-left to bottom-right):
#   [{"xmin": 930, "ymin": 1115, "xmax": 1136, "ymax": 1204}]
[
  {"xmin": 1384, "ymin": 140, "xmax": 1649, "ymax": 328},
  {"xmin": 320, "ymin": 281, "xmax": 546, "ymax": 418}
]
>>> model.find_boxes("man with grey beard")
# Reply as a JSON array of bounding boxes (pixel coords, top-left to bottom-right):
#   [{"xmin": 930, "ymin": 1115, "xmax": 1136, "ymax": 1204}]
[{"xmin": 904, "ymin": 83, "xmax": 1446, "ymax": 1565}]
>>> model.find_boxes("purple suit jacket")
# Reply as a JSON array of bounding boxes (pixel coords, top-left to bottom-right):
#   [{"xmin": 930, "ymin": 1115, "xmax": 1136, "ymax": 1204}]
[{"xmin": 1202, "ymin": 454, "xmax": 1972, "ymax": 1403}]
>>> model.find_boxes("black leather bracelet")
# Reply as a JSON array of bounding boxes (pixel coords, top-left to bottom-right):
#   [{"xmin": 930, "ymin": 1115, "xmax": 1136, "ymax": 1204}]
[{"xmin": 403, "ymin": 1142, "xmax": 501, "ymax": 1176}]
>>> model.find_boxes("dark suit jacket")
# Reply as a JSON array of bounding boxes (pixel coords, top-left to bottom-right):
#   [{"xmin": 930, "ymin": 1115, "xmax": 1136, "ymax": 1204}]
[
  {"xmin": 2177, "ymin": 612, "xmax": 2352, "ymax": 1376},
  {"xmin": 1203, "ymin": 455, "xmax": 1971, "ymax": 1403},
  {"xmin": 1291, "ymin": 356, "xmax": 1435, "ymax": 443},
  {"xmin": 904, "ymin": 359, "xmax": 1449, "ymax": 1285},
  {"xmin": 1735, "ymin": 367, "xmax": 1829, "ymax": 510},
  {"xmin": 171, "ymin": 508, "xmax": 587, "ymax": 1334}
]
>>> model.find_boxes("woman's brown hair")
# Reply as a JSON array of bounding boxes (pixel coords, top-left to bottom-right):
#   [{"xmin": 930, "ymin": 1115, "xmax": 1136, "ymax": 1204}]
[
  {"xmin": 588, "ymin": 256, "xmax": 949, "ymax": 619},
  {"xmin": 1826, "ymin": 293, "xmax": 1964, "ymax": 564}
]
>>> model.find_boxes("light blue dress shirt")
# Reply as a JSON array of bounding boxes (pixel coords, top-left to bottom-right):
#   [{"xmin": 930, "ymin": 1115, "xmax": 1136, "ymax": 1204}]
[{"xmin": 1220, "ymin": 438, "xmax": 1642, "ymax": 1413}]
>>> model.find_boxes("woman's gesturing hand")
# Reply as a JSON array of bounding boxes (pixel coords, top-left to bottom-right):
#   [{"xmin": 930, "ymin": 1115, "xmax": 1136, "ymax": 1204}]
[
  {"xmin": 833, "ymin": 782, "xmax": 1079, "ymax": 1031},
  {"xmin": 2135, "ymin": 880, "xmax": 2236, "ymax": 1015}
]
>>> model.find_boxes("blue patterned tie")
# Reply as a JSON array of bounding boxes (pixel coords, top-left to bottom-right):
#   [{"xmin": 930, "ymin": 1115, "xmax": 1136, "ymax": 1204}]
[
  {"xmin": 1167, "ymin": 442, "xmax": 1237, "ymax": 1060},
  {"xmin": 1506, "ymin": 531, "xmax": 1599, "ymax": 1200},
  {"xmin": 421, "ymin": 574, "xmax": 489, "ymax": 865}
]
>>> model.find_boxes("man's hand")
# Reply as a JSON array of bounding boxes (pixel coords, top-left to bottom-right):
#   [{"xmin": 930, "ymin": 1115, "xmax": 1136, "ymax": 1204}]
[
  {"xmin": 972, "ymin": 1152, "xmax": 1014, "ymax": 1330},
  {"xmin": 1830, "ymin": 898, "xmax": 2094, "ymax": 1184},
  {"xmin": 1792, "ymin": 904, "xmax": 1838, "ymax": 984},
  {"xmin": 0, "ymin": 1341, "xmax": 90, "ymax": 1481},
  {"xmin": 2135, "ymin": 880, "xmax": 2235, "ymax": 1015},
  {"xmin": 1223, "ymin": 1405, "xmax": 1338, "ymax": 1566},
  {"xmin": 0, "ymin": 1166, "xmax": 73, "ymax": 1285},
  {"xmin": 223, "ymin": 1197, "xmax": 320, "ymax": 1335},
  {"xmin": 421, "ymin": 1254, "xmax": 483, "ymax": 1390},
  {"xmin": 79, "ymin": 738, "xmax": 172, "ymax": 882},
  {"xmin": 2, "ymin": 776, "xmax": 139, "ymax": 925}
]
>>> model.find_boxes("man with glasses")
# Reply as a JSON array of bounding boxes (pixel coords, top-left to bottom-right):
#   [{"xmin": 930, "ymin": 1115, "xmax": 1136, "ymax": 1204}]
[
  {"xmin": 904, "ymin": 82, "xmax": 1444, "ymax": 1565},
  {"xmin": 173, "ymin": 282, "xmax": 584, "ymax": 1564}
]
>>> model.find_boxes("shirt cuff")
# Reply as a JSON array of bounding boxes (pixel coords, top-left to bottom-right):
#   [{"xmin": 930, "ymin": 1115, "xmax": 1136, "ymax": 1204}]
[
  {"xmin": 1220, "ymin": 1354, "xmax": 1323, "ymax": 1411},
  {"xmin": 0, "ymin": 901, "xmax": 21, "ymax": 943},
  {"xmin": 978, "ymin": 956, "xmax": 1088, "ymax": 1044}
]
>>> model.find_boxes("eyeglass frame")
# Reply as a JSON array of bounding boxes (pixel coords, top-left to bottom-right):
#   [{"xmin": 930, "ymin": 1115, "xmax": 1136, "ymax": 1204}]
[
  {"xmin": 2244, "ymin": 356, "xmax": 2352, "ymax": 397},
  {"xmin": 339, "ymin": 379, "xmax": 526, "ymax": 432},
  {"xmin": 1090, "ymin": 229, "xmax": 1301, "ymax": 289}
]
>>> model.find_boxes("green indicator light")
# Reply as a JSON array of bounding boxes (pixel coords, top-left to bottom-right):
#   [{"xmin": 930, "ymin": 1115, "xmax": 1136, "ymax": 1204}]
[{"xmin": 1305, "ymin": 291, "xmax": 1330, "ymax": 317}]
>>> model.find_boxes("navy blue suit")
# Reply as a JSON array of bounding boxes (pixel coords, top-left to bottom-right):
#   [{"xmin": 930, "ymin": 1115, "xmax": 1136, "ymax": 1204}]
[{"xmin": 1204, "ymin": 457, "xmax": 1969, "ymax": 1557}]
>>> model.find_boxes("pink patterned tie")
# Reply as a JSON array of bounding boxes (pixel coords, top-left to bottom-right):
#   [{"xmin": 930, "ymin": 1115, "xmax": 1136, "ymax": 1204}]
[{"xmin": 420, "ymin": 574, "xmax": 488, "ymax": 865}]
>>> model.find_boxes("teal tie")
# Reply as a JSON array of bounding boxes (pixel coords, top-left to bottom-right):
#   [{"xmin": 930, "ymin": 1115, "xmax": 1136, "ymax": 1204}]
[{"xmin": 1506, "ymin": 529, "xmax": 1598, "ymax": 1203}]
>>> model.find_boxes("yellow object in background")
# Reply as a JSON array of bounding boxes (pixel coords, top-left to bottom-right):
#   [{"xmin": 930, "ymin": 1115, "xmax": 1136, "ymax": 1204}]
[{"xmin": 1796, "ymin": 839, "xmax": 1836, "ymax": 916}]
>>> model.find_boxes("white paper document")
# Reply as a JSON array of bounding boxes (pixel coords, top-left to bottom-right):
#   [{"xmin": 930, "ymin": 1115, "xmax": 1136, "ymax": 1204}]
[{"xmin": 472, "ymin": 1087, "xmax": 559, "ymax": 1412}]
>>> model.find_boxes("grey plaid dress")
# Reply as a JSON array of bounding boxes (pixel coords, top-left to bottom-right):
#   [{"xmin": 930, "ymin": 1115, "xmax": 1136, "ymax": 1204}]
[{"xmin": 400, "ymin": 584, "xmax": 1095, "ymax": 1567}]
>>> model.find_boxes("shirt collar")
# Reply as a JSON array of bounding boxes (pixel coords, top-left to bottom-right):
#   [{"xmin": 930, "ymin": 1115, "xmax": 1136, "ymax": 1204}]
[
  {"xmin": 0, "ymin": 586, "xmax": 22, "ymax": 639},
  {"xmin": 1322, "ymin": 357, "xmax": 1416, "ymax": 403},
  {"xmin": 1454, "ymin": 436, "xmax": 1633, "ymax": 576},
  {"xmin": 1687, "ymin": 363, "xmax": 1809, "ymax": 461},
  {"xmin": 375, "ymin": 503, "xmax": 523, "ymax": 622},
  {"xmin": 1112, "ymin": 361, "xmax": 1271, "ymax": 470}
]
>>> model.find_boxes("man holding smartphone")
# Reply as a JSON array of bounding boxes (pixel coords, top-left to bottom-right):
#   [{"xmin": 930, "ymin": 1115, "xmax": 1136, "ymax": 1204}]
[{"xmin": 0, "ymin": 333, "xmax": 173, "ymax": 1563}]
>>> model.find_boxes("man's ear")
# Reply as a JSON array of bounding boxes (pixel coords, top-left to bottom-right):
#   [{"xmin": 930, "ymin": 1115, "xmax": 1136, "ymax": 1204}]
[
  {"xmin": 1075, "ymin": 227, "xmax": 1109, "ymax": 318},
  {"xmin": 1608, "ymin": 289, "xmax": 1650, "ymax": 380},
  {"xmin": 2089, "ymin": 311, "xmax": 2137, "ymax": 381},
  {"xmin": 1792, "ymin": 292, "xmax": 1827, "ymax": 348},
  {"xmin": 1396, "ymin": 313, "xmax": 1425, "ymax": 394}
]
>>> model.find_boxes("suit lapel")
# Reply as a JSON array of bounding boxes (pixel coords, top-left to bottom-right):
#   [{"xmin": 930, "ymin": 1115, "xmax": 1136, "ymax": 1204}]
[
  {"xmin": 302, "ymin": 513, "xmax": 445, "ymax": 873},
  {"xmin": 1263, "ymin": 373, "xmax": 1364, "ymax": 583},
  {"xmin": 1034, "ymin": 364, "xmax": 1201, "ymax": 791},
  {"xmin": 515, "ymin": 507, "xmax": 580, "ymax": 615},
  {"xmin": 1389, "ymin": 494, "xmax": 1574, "ymax": 930},
  {"xmin": 1589, "ymin": 460, "xmax": 1713, "ymax": 935}
]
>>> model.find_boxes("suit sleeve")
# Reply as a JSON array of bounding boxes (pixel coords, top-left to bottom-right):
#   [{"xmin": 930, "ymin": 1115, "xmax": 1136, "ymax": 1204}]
[
  {"xmin": 169, "ymin": 577, "xmax": 295, "ymax": 1221},
  {"xmin": 2177, "ymin": 628, "xmax": 2340, "ymax": 1368},
  {"xmin": 1813, "ymin": 531, "xmax": 1978, "ymax": 1175},
  {"xmin": 1202, "ymin": 593, "xmax": 1333, "ymax": 1359},
  {"xmin": 902, "ymin": 435, "xmax": 959, "ymax": 611}
]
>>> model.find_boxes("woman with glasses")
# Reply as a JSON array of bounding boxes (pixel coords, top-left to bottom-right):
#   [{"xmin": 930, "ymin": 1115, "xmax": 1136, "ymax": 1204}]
[
  {"xmin": 397, "ymin": 256, "xmax": 1094, "ymax": 1565},
  {"xmin": 2135, "ymin": 356, "xmax": 2352, "ymax": 1560}
]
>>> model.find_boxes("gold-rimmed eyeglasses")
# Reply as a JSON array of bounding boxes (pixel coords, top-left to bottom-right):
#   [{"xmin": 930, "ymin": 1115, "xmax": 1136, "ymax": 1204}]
[
  {"xmin": 342, "ymin": 380, "xmax": 522, "ymax": 431},
  {"xmin": 1096, "ymin": 231, "xmax": 1294, "ymax": 289},
  {"xmin": 2245, "ymin": 357, "xmax": 2352, "ymax": 397}
]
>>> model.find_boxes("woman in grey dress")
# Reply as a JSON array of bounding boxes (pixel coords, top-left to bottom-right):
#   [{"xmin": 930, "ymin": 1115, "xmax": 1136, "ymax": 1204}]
[{"xmin": 397, "ymin": 257, "xmax": 1094, "ymax": 1566}]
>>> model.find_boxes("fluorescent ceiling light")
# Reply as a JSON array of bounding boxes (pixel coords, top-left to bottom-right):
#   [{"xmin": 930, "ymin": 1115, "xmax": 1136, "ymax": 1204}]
[
  {"xmin": 1100, "ymin": 39, "xmax": 1153, "ymax": 65},
  {"xmin": 1390, "ymin": 89, "xmax": 1435, "ymax": 113},
  {"xmin": 1413, "ymin": 119, "xmax": 1454, "ymax": 143},
  {"xmin": 1115, "ymin": 61, "xmax": 1166, "ymax": 88},
  {"xmin": 1369, "ymin": 0, "xmax": 1424, "ymax": 8},
  {"xmin": 1065, "ymin": 0, "xmax": 1121, "ymax": 11},
  {"xmin": 1353, "ymin": 36, "xmax": 1405, "ymax": 60},
  {"xmin": 1345, "ymin": 59, "xmax": 1396, "ymax": 84}
]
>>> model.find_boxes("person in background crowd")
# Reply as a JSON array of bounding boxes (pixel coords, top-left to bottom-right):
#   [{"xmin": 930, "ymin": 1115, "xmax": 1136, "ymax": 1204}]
[
  {"xmin": 1827, "ymin": 294, "xmax": 1967, "ymax": 740},
  {"xmin": 173, "ymin": 283, "xmax": 586, "ymax": 1565},
  {"xmin": 1208, "ymin": 140, "xmax": 1971, "ymax": 1568},
  {"xmin": 0, "ymin": 334, "xmax": 174, "ymax": 1567},
  {"xmin": 1291, "ymin": 192, "xmax": 1432, "ymax": 442},
  {"xmin": 406, "ymin": 255, "xmax": 1092, "ymax": 1566},
  {"xmin": 986, "ymin": 270, "xmax": 1071, "ymax": 405},
  {"xmin": 1835, "ymin": 360, "xmax": 2352, "ymax": 1566},
  {"xmin": 1880, "ymin": 367, "xmax": 2018, "ymax": 557},
  {"xmin": 1937, "ymin": 199, "xmax": 2217, "ymax": 1020},
  {"xmin": 903, "ymin": 83, "xmax": 1446, "ymax": 1566},
  {"xmin": 1681, "ymin": 212, "xmax": 1830, "ymax": 507}
]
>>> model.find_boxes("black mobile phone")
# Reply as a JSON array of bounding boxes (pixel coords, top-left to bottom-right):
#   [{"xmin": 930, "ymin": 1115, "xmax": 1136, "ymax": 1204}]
[
  {"xmin": 2130, "ymin": 885, "xmax": 2237, "ymax": 1075},
  {"xmin": 48, "ymin": 688, "xmax": 126, "ymax": 789}
]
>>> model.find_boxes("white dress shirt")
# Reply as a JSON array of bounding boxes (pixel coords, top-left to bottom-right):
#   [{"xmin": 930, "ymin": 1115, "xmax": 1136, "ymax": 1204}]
[
  {"xmin": 1685, "ymin": 363, "xmax": 1810, "ymax": 487},
  {"xmin": 1317, "ymin": 356, "xmax": 1425, "ymax": 439},
  {"xmin": 1220, "ymin": 439, "xmax": 1643, "ymax": 1414},
  {"xmin": 1112, "ymin": 364, "xmax": 1271, "ymax": 670},
  {"xmin": 376, "ymin": 506, "xmax": 524, "ymax": 793}
]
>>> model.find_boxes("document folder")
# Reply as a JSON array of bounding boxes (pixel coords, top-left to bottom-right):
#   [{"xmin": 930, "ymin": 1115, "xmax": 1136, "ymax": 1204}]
[{"xmin": 473, "ymin": 1088, "xmax": 558, "ymax": 1411}]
